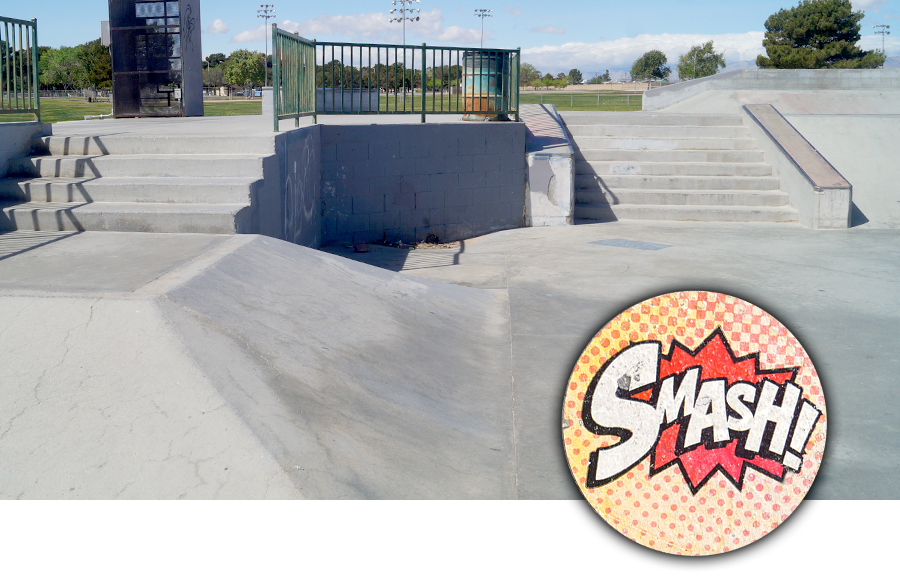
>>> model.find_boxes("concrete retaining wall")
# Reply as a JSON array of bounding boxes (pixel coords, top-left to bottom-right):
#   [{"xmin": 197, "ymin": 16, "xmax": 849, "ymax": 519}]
[
  {"xmin": 522, "ymin": 104, "xmax": 574, "ymax": 226},
  {"xmin": 0, "ymin": 122, "xmax": 51, "ymax": 178},
  {"xmin": 644, "ymin": 69, "xmax": 900, "ymax": 111},
  {"xmin": 319, "ymin": 123, "xmax": 526, "ymax": 244}
]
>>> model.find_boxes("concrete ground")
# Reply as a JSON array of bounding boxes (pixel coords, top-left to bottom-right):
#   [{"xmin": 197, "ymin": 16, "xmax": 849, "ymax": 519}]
[{"xmin": 2, "ymin": 219, "xmax": 897, "ymax": 499}]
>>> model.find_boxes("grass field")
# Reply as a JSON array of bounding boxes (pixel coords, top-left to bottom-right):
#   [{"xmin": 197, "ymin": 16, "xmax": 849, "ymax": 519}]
[
  {"xmin": 0, "ymin": 98, "xmax": 263, "ymax": 123},
  {"xmin": 2, "ymin": 90, "xmax": 639, "ymax": 124}
]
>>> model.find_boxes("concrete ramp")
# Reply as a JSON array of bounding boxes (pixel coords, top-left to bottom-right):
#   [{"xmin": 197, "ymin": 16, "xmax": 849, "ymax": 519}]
[
  {"xmin": 0, "ymin": 234, "xmax": 516, "ymax": 498},
  {"xmin": 658, "ymin": 89, "xmax": 900, "ymax": 115}
]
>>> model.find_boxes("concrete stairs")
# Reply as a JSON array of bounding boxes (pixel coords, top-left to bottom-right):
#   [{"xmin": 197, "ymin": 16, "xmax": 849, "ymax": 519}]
[
  {"xmin": 0, "ymin": 134, "xmax": 272, "ymax": 233},
  {"xmin": 561, "ymin": 112, "xmax": 799, "ymax": 223}
]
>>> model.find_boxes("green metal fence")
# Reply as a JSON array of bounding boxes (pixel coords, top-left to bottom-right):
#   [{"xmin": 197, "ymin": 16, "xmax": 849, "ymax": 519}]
[
  {"xmin": 272, "ymin": 25, "xmax": 316, "ymax": 131},
  {"xmin": 272, "ymin": 25, "xmax": 520, "ymax": 130},
  {"xmin": 0, "ymin": 16, "xmax": 40, "ymax": 121}
]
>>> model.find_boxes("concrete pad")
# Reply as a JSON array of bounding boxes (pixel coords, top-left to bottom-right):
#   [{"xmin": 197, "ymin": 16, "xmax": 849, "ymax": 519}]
[
  {"xmin": 2, "ymin": 220, "xmax": 899, "ymax": 500},
  {"xmin": 0, "ymin": 232, "xmax": 516, "ymax": 498}
]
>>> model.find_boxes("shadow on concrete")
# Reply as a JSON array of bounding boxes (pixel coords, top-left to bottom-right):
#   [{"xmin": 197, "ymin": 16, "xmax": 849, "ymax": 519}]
[
  {"xmin": 0, "ymin": 231, "xmax": 81, "ymax": 262},
  {"xmin": 321, "ymin": 240, "xmax": 467, "ymax": 272},
  {"xmin": 850, "ymin": 201, "xmax": 869, "ymax": 227}
]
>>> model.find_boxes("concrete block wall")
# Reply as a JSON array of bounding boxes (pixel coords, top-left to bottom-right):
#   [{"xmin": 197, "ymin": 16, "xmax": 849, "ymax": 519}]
[
  {"xmin": 0, "ymin": 122, "xmax": 51, "ymax": 178},
  {"xmin": 319, "ymin": 123, "xmax": 526, "ymax": 244}
]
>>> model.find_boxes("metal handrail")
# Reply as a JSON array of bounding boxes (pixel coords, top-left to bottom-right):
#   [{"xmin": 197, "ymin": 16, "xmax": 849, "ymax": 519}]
[
  {"xmin": 0, "ymin": 16, "xmax": 40, "ymax": 121},
  {"xmin": 272, "ymin": 25, "xmax": 316, "ymax": 131},
  {"xmin": 272, "ymin": 25, "xmax": 519, "ymax": 130}
]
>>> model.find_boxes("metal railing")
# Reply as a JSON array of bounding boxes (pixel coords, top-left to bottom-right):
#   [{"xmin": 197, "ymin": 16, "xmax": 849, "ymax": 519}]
[
  {"xmin": 272, "ymin": 25, "xmax": 520, "ymax": 130},
  {"xmin": 272, "ymin": 26, "xmax": 316, "ymax": 131},
  {"xmin": 1, "ymin": 16, "xmax": 39, "ymax": 121}
]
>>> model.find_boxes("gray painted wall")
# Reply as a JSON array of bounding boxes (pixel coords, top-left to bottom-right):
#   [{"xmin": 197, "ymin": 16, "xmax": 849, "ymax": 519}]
[{"xmin": 319, "ymin": 123, "xmax": 526, "ymax": 244}]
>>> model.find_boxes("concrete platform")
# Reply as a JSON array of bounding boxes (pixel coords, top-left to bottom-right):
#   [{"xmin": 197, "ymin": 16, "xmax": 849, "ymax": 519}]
[{"xmin": 2, "ymin": 220, "xmax": 898, "ymax": 499}]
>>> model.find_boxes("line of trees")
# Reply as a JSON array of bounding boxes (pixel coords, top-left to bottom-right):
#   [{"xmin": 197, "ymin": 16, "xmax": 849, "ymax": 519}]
[{"xmin": 38, "ymin": 39, "xmax": 111, "ymax": 90}]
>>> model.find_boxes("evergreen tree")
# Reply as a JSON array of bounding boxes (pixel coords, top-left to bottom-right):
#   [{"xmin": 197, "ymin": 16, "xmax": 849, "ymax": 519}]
[
  {"xmin": 757, "ymin": 0, "xmax": 886, "ymax": 69},
  {"xmin": 567, "ymin": 68, "xmax": 583, "ymax": 84}
]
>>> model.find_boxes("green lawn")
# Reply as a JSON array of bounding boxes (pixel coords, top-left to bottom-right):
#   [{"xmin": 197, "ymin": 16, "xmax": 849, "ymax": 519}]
[
  {"xmin": 519, "ymin": 91, "xmax": 643, "ymax": 111},
  {"xmin": 0, "ymin": 98, "xmax": 262, "ymax": 123}
]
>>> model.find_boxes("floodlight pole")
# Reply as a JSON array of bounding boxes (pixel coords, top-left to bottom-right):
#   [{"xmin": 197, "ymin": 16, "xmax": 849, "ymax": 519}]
[
  {"xmin": 390, "ymin": 0, "xmax": 421, "ymax": 46},
  {"xmin": 474, "ymin": 9, "xmax": 492, "ymax": 49},
  {"xmin": 258, "ymin": 4, "xmax": 276, "ymax": 86},
  {"xmin": 874, "ymin": 24, "xmax": 891, "ymax": 68}
]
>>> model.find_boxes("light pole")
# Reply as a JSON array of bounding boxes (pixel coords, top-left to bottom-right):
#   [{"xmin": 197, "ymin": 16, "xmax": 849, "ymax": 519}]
[
  {"xmin": 474, "ymin": 9, "xmax": 492, "ymax": 49},
  {"xmin": 258, "ymin": 4, "xmax": 276, "ymax": 86},
  {"xmin": 874, "ymin": 24, "xmax": 891, "ymax": 68},
  {"xmin": 389, "ymin": 0, "xmax": 420, "ymax": 46}
]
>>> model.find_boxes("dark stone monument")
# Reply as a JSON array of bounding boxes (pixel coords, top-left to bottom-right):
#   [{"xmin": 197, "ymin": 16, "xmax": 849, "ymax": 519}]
[{"xmin": 108, "ymin": 0, "xmax": 203, "ymax": 117}]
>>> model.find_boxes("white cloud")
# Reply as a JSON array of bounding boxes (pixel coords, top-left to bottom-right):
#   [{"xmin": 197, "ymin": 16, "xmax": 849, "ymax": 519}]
[
  {"xmin": 860, "ymin": 33, "xmax": 900, "ymax": 55},
  {"xmin": 232, "ymin": 10, "xmax": 484, "ymax": 45},
  {"xmin": 523, "ymin": 32, "xmax": 767, "ymax": 73},
  {"xmin": 853, "ymin": 0, "xmax": 888, "ymax": 9},
  {"xmin": 207, "ymin": 19, "xmax": 229, "ymax": 34},
  {"xmin": 506, "ymin": 6, "xmax": 522, "ymax": 16},
  {"xmin": 531, "ymin": 26, "xmax": 566, "ymax": 35}
]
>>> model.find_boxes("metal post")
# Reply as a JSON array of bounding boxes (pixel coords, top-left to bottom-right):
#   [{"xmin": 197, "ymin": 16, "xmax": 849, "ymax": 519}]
[
  {"xmin": 273, "ymin": 25, "xmax": 279, "ymax": 131},
  {"xmin": 421, "ymin": 43, "xmax": 426, "ymax": 123}
]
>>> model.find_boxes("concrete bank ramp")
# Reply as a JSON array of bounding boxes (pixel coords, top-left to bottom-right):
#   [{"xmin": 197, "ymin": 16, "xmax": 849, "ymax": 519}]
[
  {"xmin": 0, "ymin": 234, "xmax": 515, "ymax": 498},
  {"xmin": 658, "ymin": 89, "xmax": 900, "ymax": 115}
]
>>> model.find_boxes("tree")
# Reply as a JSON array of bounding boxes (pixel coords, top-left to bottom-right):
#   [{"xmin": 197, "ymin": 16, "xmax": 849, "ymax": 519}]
[
  {"xmin": 223, "ymin": 49, "xmax": 265, "ymax": 96},
  {"xmin": 631, "ymin": 50, "xmax": 671, "ymax": 81},
  {"xmin": 757, "ymin": 0, "xmax": 886, "ymax": 69},
  {"xmin": 678, "ymin": 41, "xmax": 726, "ymax": 80},
  {"xmin": 588, "ymin": 70, "xmax": 611, "ymax": 84},
  {"xmin": 567, "ymin": 68, "xmax": 583, "ymax": 84},
  {"xmin": 205, "ymin": 53, "xmax": 227, "ymax": 67},
  {"xmin": 78, "ymin": 38, "xmax": 112, "ymax": 90},
  {"xmin": 39, "ymin": 46, "xmax": 88, "ymax": 90},
  {"xmin": 520, "ymin": 62, "xmax": 541, "ymax": 86}
]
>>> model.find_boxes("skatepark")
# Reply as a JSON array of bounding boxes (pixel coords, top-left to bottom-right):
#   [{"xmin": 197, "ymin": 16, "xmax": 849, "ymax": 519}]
[{"xmin": 1, "ymin": 68, "xmax": 898, "ymax": 504}]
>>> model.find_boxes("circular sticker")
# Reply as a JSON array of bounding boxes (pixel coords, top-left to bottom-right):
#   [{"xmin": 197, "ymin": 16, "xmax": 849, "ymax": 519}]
[{"xmin": 562, "ymin": 292, "xmax": 826, "ymax": 555}]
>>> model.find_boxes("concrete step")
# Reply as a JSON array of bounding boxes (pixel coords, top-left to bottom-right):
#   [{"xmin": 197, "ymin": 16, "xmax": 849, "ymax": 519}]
[
  {"xmin": 565, "ymin": 124, "xmax": 750, "ymax": 139},
  {"xmin": 9, "ymin": 154, "xmax": 267, "ymax": 179},
  {"xmin": 575, "ymin": 174, "xmax": 781, "ymax": 191},
  {"xmin": 0, "ymin": 201, "xmax": 250, "ymax": 234},
  {"xmin": 560, "ymin": 112, "xmax": 743, "ymax": 126},
  {"xmin": 575, "ymin": 203, "xmax": 799, "ymax": 223},
  {"xmin": 571, "ymin": 137, "xmax": 758, "ymax": 151},
  {"xmin": 0, "ymin": 176, "xmax": 258, "ymax": 204},
  {"xmin": 575, "ymin": 160, "xmax": 772, "ymax": 177},
  {"xmin": 576, "ymin": 188, "xmax": 790, "ymax": 207},
  {"xmin": 34, "ymin": 134, "xmax": 276, "ymax": 156},
  {"xmin": 575, "ymin": 148, "xmax": 766, "ymax": 163}
]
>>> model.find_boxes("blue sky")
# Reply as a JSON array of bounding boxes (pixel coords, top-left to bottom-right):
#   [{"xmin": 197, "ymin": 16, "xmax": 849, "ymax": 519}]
[{"xmin": 9, "ymin": 1, "xmax": 899, "ymax": 76}]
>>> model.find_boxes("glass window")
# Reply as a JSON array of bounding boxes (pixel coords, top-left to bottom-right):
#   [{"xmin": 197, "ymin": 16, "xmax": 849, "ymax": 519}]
[
  {"xmin": 136, "ymin": 2, "xmax": 165, "ymax": 18},
  {"xmin": 166, "ymin": 2, "xmax": 180, "ymax": 17}
]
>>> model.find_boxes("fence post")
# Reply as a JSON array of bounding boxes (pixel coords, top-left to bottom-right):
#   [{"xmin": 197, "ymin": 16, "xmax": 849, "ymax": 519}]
[
  {"xmin": 515, "ymin": 48, "xmax": 520, "ymax": 122},
  {"xmin": 421, "ymin": 43, "xmax": 426, "ymax": 123},
  {"xmin": 31, "ymin": 19, "xmax": 39, "ymax": 121},
  {"xmin": 272, "ymin": 24, "xmax": 279, "ymax": 132}
]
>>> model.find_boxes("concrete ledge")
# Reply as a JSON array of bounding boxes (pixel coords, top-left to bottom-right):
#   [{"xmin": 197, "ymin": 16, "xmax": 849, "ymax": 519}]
[
  {"xmin": 522, "ymin": 104, "xmax": 574, "ymax": 226},
  {"xmin": 742, "ymin": 104, "xmax": 851, "ymax": 229},
  {"xmin": 0, "ymin": 122, "xmax": 51, "ymax": 178},
  {"xmin": 644, "ymin": 69, "xmax": 900, "ymax": 111}
]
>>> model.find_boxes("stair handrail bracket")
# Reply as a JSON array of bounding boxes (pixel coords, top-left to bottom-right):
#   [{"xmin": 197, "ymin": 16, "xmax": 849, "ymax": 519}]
[
  {"xmin": 742, "ymin": 104, "xmax": 851, "ymax": 230},
  {"xmin": 0, "ymin": 16, "xmax": 40, "ymax": 122},
  {"xmin": 272, "ymin": 25, "xmax": 520, "ymax": 131}
]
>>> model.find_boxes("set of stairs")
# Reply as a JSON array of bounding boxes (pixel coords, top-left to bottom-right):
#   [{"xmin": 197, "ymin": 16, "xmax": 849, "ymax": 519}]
[
  {"xmin": 561, "ymin": 112, "xmax": 798, "ymax": 223},
  {"xmin": 0, "ymin": 133, "xmax": 271, "ymax": 233}
]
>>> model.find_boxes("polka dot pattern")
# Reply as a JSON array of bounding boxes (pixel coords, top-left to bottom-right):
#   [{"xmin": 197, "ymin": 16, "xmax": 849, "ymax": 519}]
[{"xmin": 562, "ymin": 292, "xmax": 826, "ymax": 556}]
